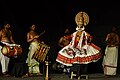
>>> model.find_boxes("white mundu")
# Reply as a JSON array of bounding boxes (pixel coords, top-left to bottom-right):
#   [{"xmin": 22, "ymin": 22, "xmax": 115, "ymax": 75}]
[{"xmin": 0, "ymin": 45, "xmax": 10, "ymax": 73}]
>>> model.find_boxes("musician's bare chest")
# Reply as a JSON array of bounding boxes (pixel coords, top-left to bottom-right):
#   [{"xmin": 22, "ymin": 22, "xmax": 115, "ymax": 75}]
[
  {"xmin": 1, "ymin": 30, "xmax": 10, "ymax": 38},
  {"xmin": 29, "ymin": 31, "xmax": 37, "ymax": 37}
]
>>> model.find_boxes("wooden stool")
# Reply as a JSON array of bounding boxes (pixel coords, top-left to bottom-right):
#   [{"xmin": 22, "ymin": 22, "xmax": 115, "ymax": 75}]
[
  {"xmin": 70, "ymin": 71, "xmax": 76, "ymax": 79},
  {"xmin": 78, "ymin": 74, "xmax": 88, "ymax": 80},
  {"xmin": 70, "ymin": 71, "xmax": 88, "ymax": 80},
  {"xmin": 70, "ymin": 64, "xmax": 88, "ymax": 80}
]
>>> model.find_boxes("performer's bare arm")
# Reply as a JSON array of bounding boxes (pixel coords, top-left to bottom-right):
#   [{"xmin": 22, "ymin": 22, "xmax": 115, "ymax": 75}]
[
  {"xmin": 0, "ymin": 30, "xmax": 2, "ymax": 41},
  {"xmin": 27, "ymin": 33, "xmax": 33, "ymax": 43},
  {"xmin": 105, "ymin": 34, "xmax": 110, "ymax": 42},
  {"xmin": 9, "ymin": 31, "xmax": 15, "ymax": 43},
  {"xmin": 115, "ymin": 34, "xmax": 120, "ymax": 46}
]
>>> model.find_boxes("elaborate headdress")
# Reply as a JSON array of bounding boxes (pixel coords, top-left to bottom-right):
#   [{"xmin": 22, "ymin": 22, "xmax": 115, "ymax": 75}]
[{"xmin": 75, "ymin": 11, "xmax": 89, "ymax": 27}]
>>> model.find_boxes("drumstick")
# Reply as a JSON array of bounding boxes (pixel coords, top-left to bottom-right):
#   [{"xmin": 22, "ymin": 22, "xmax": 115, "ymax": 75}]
[{"xmin": 39, "ymin": 30, "xmax": 45, "ymax": 37}]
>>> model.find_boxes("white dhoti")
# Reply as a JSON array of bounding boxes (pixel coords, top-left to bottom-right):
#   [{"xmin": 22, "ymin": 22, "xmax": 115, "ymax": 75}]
[
  {"xmin": 0, "ymin": 46, "xmax": 10, "ymax": 73},
  {"xmin": 26, "ymin": 41, "xmax": 40, "ymax": 74},
  {"xmin": 102, "ymin": 46, "xmax": 118, "ymax": 75}
]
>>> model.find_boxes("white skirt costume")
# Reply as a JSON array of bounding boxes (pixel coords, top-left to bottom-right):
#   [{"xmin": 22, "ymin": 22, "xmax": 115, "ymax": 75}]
[{"xmin": 56, "ymin": 30, "xmax": 101, "ymax": 66}]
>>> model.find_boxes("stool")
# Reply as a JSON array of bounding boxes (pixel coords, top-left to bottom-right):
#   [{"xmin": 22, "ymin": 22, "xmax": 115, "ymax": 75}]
[
  {"xmin": 78, "ymin": 74, "xmax": 88, "ymax": 80},
  {"xmin": 70, "ymin": 71, "xmax": 76, "ymax": 79},
  {"xmin": 70, "ymin": 72, "xmax": 88, "ymax": 80},
  {"xmin": 70, "ymin": 71, "xmax": 88, "ymax": 80},
  {"xmin": 70, "ymin": 64, "xmax": 88, "ymax": 80},
  {"xmin": 70, "ymin": 64, "xmax": 80, "ymax": 80}
]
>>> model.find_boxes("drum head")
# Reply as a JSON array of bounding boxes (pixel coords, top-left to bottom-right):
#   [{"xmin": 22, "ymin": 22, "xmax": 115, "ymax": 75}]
[{"xmin": 1, "ymin": 46, "xmax": 8, "ymax": 55}]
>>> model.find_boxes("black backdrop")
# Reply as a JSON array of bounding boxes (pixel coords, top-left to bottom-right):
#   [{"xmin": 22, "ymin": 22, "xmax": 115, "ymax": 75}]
[{"xmin": 0, "ymin": 0, "xmax": 120, "ymax": 74}]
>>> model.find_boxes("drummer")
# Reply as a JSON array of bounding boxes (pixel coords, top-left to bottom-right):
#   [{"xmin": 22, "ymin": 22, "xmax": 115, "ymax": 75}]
[
  {"xmin": 23, "ymin": 24, "xmax": 44, "ymax": 77},
  {"xmin": 0, "ymin": 22, "xmax": 15, "ymax": 76}
]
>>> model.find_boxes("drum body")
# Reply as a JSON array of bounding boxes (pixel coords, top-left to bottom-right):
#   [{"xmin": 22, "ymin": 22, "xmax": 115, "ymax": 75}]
[
  {"xmin": 32, "ymin": 43, "xmax": 50, "ymax": 62},
  {"xmin": 1, "ymin": 45, "xmax": 22, "ymax": 57}
]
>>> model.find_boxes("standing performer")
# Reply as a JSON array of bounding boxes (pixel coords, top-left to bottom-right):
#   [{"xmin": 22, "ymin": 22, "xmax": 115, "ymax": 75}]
[
  {"xmin": 102, "ymin": 26, "xmax": 120, "ymax": 76},
  {"xmin": 0, "ymin": 22, "xmax": 15, "ymax": 76},
  {"xmin": 56, "ymin": 11, "xmax": 102, "ymax": 78},
  {"xmin": 25, "ymin": 24, "xmax": 44, "ymax": 77}
]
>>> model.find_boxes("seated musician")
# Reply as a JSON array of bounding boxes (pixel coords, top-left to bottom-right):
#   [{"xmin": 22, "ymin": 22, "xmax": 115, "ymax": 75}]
[
  {"xmin": 57, "ymin": 28, "xmax": 71, "ymax": 73},
  {"xmin": 24, "ymin": 24, "xmax": 44, "ymax": 77},
  {"xmin": 58, "ymin": 28, "xmax": 71, "ymax": 48},
  {"xmin": 0, "ymin": 22, "xmax": 15, "ymax": 76}
]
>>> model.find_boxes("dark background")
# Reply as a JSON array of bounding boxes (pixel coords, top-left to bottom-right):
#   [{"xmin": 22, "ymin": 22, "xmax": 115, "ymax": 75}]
[{"xmin": 0, "ymin": 0, "xmax": 120, "ymax": 74}]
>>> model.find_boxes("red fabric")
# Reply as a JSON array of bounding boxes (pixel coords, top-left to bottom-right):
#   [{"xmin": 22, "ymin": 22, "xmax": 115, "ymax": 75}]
[
  {"xmin": 89, "ymin": 43, "xmax": 101, "ymax": 51},
  {"xmin": 57, "ymin": 53, "xmax": 101, "ymax": 64}
]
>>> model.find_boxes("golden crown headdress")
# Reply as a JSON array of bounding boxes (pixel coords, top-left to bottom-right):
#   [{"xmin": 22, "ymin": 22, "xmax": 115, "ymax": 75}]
[{"xmin": 75, "ymin": 11, "xmax": 89, "ymax": 26}]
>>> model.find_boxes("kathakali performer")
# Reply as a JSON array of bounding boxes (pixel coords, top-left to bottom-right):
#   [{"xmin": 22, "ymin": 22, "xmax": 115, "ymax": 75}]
[{"xmin": 56, "ymin": 11, "xmax": 102, "ymax": 67}]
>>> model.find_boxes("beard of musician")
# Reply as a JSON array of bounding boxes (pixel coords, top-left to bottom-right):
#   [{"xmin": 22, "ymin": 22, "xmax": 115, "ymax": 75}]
[
  {"xmin": 25, "ymin": 24, "xmax": 43, "ymax": 77},
  {"xmin": 0, "ymin": 22, "xmax": 15, "ymax": 76}
]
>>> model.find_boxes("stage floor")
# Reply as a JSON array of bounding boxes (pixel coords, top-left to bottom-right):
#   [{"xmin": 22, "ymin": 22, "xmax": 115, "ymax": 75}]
[{"xmin": 0, "ymin": 73, "xmax": 120, "ymax": 80}]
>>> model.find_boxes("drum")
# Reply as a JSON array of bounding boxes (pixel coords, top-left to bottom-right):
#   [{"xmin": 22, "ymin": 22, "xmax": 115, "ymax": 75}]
[
  {"xmin": 1, "ymin": 45, "xmax": 22, "ymax": 57},
  {"xmin": 32, "ymin": 43, "xmax": 50, "ymax": 62}
]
